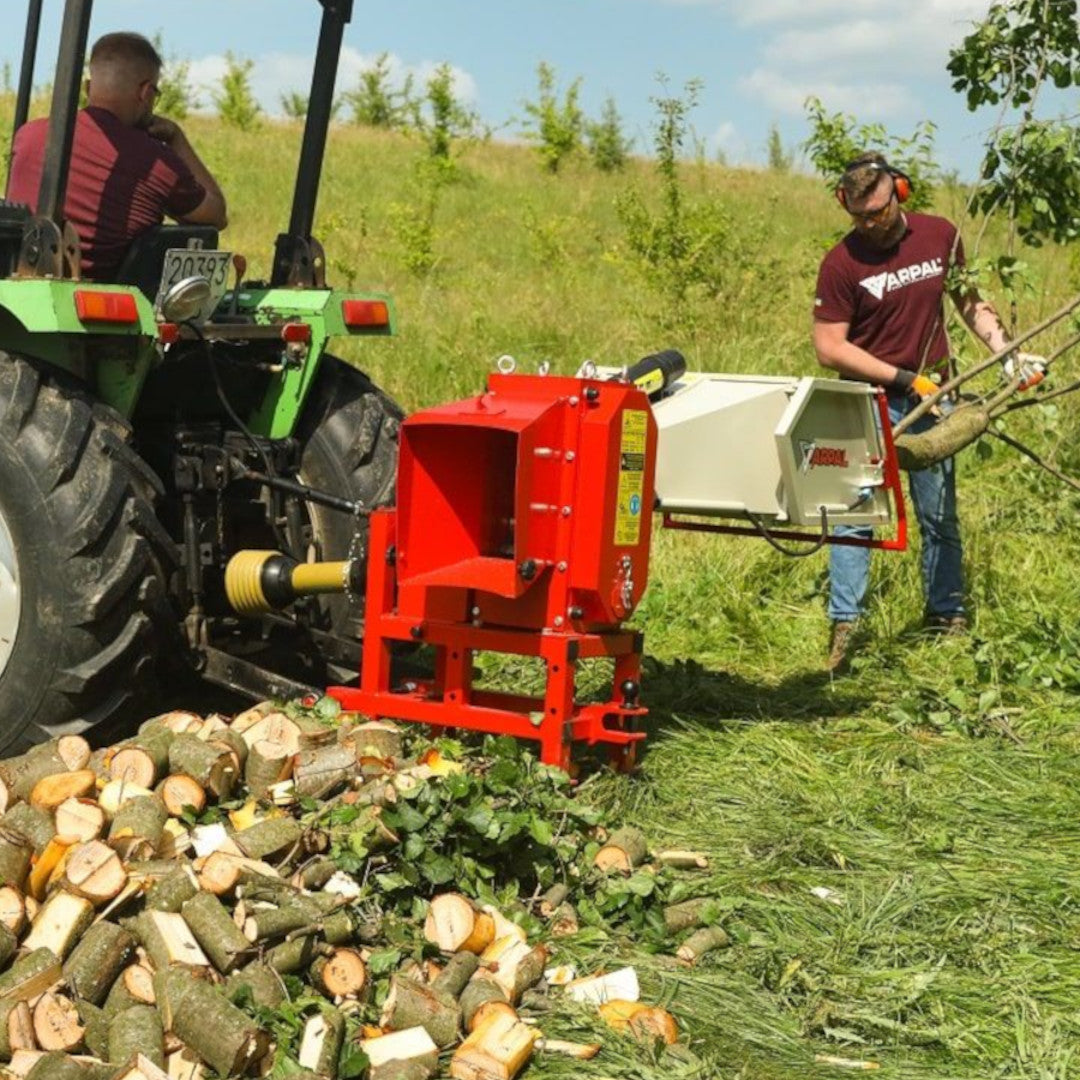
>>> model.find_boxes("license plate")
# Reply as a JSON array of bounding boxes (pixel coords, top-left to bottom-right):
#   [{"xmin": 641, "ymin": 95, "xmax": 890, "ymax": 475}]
[{"xmin": 155, "ymin": 248, "xmax": 233, "ymax": 322}]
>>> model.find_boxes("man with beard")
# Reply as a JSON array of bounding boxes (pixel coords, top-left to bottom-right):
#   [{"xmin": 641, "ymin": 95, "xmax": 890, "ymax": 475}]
[{"xmin": 812, "ymin": 152, "xmax": 1043, "ymax": 672}]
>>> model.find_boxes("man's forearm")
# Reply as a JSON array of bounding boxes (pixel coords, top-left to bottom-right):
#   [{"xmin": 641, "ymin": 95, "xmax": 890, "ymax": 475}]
[
  {"xmin": 959, "ymin": 295, "xmax": 1009, "ymax": 353},
  {"xmin": 814, "ymin": 335, "xmax": 905, "ymax": 388},
  {"xmin": 171, "ymin": 132, "xmax": 224, "ymax": 206}
]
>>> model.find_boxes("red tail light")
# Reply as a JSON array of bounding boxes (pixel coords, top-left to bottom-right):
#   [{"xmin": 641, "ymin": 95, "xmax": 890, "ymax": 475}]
[
  {"xmin": 74, "ymin": 290, "xmax": 139, "ymax": 324},
  {"xmin": 342, "ymin": 299, "xmax": 389, "ymax": 329},
  {"xmin": 281, "ymin": 322, "xmax": 312, "ymax": 343}
]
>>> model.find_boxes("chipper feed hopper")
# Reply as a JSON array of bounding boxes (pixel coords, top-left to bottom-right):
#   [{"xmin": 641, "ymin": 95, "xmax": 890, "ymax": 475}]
[{"xmin": 226, "ymin": 355, "xmax": 905, "ymax": 770}]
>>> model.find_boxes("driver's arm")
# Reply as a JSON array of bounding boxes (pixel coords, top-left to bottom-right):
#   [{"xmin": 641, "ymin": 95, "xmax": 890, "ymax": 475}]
[{"xmin": 147, "ymin": 116, "xmax": 228, "ymax": 230}]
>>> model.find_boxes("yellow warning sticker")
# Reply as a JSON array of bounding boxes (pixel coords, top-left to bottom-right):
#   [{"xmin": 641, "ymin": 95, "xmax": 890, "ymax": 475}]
[{"xmin": 615, "ymin": 409, "xmax": 647, "ymax": 546}]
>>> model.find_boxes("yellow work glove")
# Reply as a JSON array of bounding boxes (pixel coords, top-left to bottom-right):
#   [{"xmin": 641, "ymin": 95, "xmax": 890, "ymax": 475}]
[{"xmin": 1002, "ymin": 351, "xmax": 1047, "ymax": 392}]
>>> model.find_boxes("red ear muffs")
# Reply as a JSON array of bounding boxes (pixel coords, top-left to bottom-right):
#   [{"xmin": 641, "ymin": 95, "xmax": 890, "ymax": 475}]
[{"xmin": 837, "ymin": 161, "xmax": 912, "ymax": 208}]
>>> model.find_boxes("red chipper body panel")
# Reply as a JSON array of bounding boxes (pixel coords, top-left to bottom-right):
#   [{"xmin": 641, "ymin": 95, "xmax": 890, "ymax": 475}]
[{"xmin": 329, "ymin": 372, "xmax": 657, "ymax": 771}]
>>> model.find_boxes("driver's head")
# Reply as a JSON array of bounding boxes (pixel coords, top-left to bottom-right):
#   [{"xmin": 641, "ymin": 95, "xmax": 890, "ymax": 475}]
[{"xmin": 86, "ymin": 32, "xmax": 163, "ymax": 128}]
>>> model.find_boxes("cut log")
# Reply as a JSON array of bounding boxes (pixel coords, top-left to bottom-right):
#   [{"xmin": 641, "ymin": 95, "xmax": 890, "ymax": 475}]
[
  {"xmin": 109, "ymin": 1005, "xmax": 165, "ymax": 1071},
  {"xmin": 180, "ymin": 892, "xmax": 251, "ymax": 974},
  {"xmin": 593, "ymin": 827, "xmax": 648, "ymax": 873},
  {"xmin": 22, "ymin": 1050, "xmax": 113, "ymax": 1080},
  {"xmin": 0, "ymin": 738, "xmax": 90, "ymax": 802},
  {"xmin": 459, "ymin": 977, "xmax": 509, "ymax": 1032},
  {"xmin": 309, "ymin": 948, "xmax": 367, "ymax": 999},
  {"xmin": 31, "ymin": 992, "xmax": 83, "ymax": 1052},
  {"xmin": 487, "ymin": 943, "xmax": 546, "ymax": 1004},
  {"xmin": 381, "ymin": 976, "xmax": 460, "ymax": 1048},
  {"xmin": 223, "ymin": 964, "xmax": 286, "ymax": 1010},
  {"xmin": 141, "ymin": 712, "xmax": 203, "ymax": 736},
  {"xmin": 564, "ymin": 967, "xmax": 639, "ymax": 1005},
  {"xmin": 155, "ymin": 776, "xmax": 207, "ymax": 819},
  {"xmin": 430, "ymin": 951, "xmax": 478, "ymax": 1002},
  {"xmin": 110, "ymin": 728, "xmax": 174, "ymax": 789},
  {"xmin": 196, "ymin": 715, "xmax": 230, "ymax": 739},
  {"xmin": 263, "ymin": 933, "xmax": 323, "ymax": 975},
  {"xmin": 655, "ymin": 849, "xmax": 709, "ymax": 870},
  {"xmin": 598, "ymin": 1000, "xmax": 678, "ymax": 1043},
  {"xmin": 236, "ymin": 712, "xmax": 301, "ymax": 756},
  {"xmin": 63, "ymin": 841, "xmax": 128, "ymax": 905},
  {"xmin": 156, "ymin": 819, "xmax": 192, "ymax": 861},
  {"xmin": 548, "ymin": 902, "xmax": 578, "ymax": 938},
  {"xmin": 207, "ymin": 729, "xmax": 249, "ymax": 776},
  {"xmin": 229, "ymin": 703, "xmax": 276, "ymax": 737},
  {"xmin": 0, "ymin": 828, "xmax": 33, "ymax": 893},
  {"xmin": 193, "ymin": 852, "xmax": 279, "ymax": 897},
  {"xmin": 359, "ymin": 1027, "xmax": 438, "ymax": 1080},
  {"xmin": 103, "ymin": 966, "xmax": 156, "ymax": 1018},
  {"xmin": 297, "ymin": 1007, "xmax": 345, "ymax": 1078},
  {"xmin": 26, "ymin": 836, "xmax": 73, "ymax": 902},
  {"xmin": 449, "ymin": 1009, "xmax": 538, "ymax": 1080},
  {"xmin": 424, "ymin": 894, "xmax": 493, "ymax": 955},
  {"xmin": 232, "ymin": 818, "xmax": 303, "ymax": 863},
  {"xmin": 128, "ymin": 910, "xmax": 210, "ymax": 971},
  {"xmin": 4, "ymin": 806, "xmax": 55, "ymax": 857},
  {"xmin": 0, "ymin": 886, "xmax": 26, "ymax": 936},
  {"xmin": 53, "ymin": 799, "xmax": 106, "ymax": 843},
  {"xmin": 293, "ymin": 745, "xmax": 355, "ymax": 801},
  {"xmin": 537, "ymin": 884, "xmax": 568, "ymax": 918},
  {"xmin": 166, "ymin": 1044, "xmax": 206, "ymax": 1080},
  {"xmin": 108, "ymin": 796, "xmax": 169, "ymax": 862},
  {"xmin": 98, "ymin": 781, "xmax": 157, "ymax": 822},
  {"xmin": 23, "ymin": 892, "xmax": 94, "ymax": 959},
  {"xmin": 244, "ymin": 742, "xmax": 293, "ymax": 801},
  {"xmin": 676, "ymin": 925, "xmax": 730, "ymax": 963},
  {"xmin": 0, "ymin": 948, "xmax": 63, "ymax": 1003},
  {"xmin": 112, "ymin": 1053, "xmax": 170, "ymax": 1080},
  {"xmin": 75, "ymin": 1000, "xmax": 109, "ymax": 1060},
  {"xmin": 348, "ymin": 721, "xmax": 403, "ymax": 761},
  {"xmin": 62, "ymin": 920, "xmax": 136, "ymax": 1005},
  {"xmin": 535, "ymin": 1037, "xmax": 601, "ymax": 1059},
  {"xmin": 663, "ymin": 897, "xmax": 714, "ymax": 936},
  {"xmin": 0, "ymin": 998, "xmax": 35, "ymax": 1060},
  {"xmin": 167, "ymin": 736, "xmax": 236, "ymax": 802},
  {"xmin": 144, "ymin": 866, "xmax": 199, "ymax": 913},
  {"xmin": 291, "ymin": 857, "xmax": 337, "ymax": 892},
  {"xmin": 28, "ymin": 771, "xmax": 96, "ymax": 814},
  {"xmin": 154, "ymin": 967, "xmax": 271, "ymax": 1078}
]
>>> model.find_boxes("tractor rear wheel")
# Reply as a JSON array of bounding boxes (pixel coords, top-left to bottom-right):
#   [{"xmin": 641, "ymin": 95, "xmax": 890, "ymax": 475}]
[
  {"xmin": 0, "ymin": 355, "xmax": 174, "ymax": 753},
  {"xmin": 295, "ymin": 355, "xmax": 403, "ymax": 642}
]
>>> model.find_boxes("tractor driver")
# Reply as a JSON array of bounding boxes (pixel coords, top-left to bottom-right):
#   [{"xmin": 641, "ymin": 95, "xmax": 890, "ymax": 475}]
[
  {"xmin": 7, "ymin": 32, "xmax": 227, "ymax": 282},
  {"xmin": 813, "ymin": 152, "xmax": 1045, "ymax": 673}
]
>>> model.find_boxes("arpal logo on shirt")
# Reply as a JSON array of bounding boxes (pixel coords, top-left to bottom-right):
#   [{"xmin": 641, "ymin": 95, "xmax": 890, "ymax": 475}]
[{"xmin": 859, "ymin": 258, "xmax": 944, "ymax": 300}]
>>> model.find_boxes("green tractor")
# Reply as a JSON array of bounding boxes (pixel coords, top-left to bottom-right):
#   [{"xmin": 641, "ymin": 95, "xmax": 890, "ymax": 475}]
[{"xmin": 0, "ymin": 0, "xmax": 403, "ymax": 751}]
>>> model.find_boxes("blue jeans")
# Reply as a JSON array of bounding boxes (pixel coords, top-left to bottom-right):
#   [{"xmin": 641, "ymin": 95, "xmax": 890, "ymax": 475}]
[{"xmin": 828, "ymin": 394, "xmax": 964, "ymax": 623}]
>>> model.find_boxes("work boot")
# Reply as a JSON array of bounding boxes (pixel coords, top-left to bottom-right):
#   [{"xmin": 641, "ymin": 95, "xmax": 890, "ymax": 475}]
[
  {"xmin": 924, "ymin": 613, "xmax": 968, "ymax": 636},
  {"xmin": 827, "ymin": 621, "xmax": 857, "ymax": 674}
]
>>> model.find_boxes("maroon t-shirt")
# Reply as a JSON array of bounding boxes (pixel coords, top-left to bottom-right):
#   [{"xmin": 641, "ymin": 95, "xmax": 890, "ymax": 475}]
[
  {"xmin": 814, "ymin": 213, "xmax": 963, "ymax": 374},
  {"xmin": 7, "ymin": 106, "xmax": 206, "ymax": 281}
]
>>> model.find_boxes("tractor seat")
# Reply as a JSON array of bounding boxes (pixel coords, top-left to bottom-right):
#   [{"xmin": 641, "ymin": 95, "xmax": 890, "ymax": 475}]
[
  {"xmin": 0, "ymin": 200, "xmax": 31, "ymax": 277},
  {"xmin": 113, "ymin": 224, "xmax": 220, "ymax": 300}
]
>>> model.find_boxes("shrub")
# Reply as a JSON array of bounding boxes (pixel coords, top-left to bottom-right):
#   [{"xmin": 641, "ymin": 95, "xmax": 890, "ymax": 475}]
[
  {"xmin": 521, "ymin": 62, "xmax": 583, "ymax": 174},
  {"xmin": 213, "ymin": 52, "xmax": 261, "ymax": 131},
  {"xmin": 343, "ymin": 52, "xmax": 413, "ymax": 129},
  {"xmin": 586, "ymin": 96, "xmax": 632, "ymax": 172}
]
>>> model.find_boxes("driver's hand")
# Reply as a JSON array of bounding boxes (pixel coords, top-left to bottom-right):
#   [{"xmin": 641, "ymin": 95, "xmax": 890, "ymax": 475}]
[
  {"xmin": 1002, "ymin": 351, "xmax": 1047, "ymax": 392},
  {"xmin": 145, "ymin": 115, "xmax": 181, "ymax": 146}
]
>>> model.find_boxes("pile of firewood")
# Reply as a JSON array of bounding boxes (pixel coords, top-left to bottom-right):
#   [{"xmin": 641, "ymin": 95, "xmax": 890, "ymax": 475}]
[{"xmin": 0, "ymin": 704, "xmax": 716, "ymax": 1080}]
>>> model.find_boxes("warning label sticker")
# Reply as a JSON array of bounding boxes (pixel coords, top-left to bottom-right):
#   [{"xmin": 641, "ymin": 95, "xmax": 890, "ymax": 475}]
[{"xmin": 615, "ymin": 410, "xmax": 647, "ymax": 546}]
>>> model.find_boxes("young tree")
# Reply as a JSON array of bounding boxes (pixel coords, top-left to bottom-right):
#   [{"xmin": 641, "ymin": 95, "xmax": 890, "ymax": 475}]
[
  {"xmin": 280, "ymin": 91, "xmax": 308, "ymax": 120},
  {"xmin": 412, "ymin": 63, "xmax": 480, "ymax": 162},
  {"xmin": 765, "ymin": 123, "xmax": 792, "ymax": 173},
  {"xmin": 343, "ymin": 52, "xmax": 413, "ymax": 129},
  {"xmin": 586, "ymin": 96, "xmax": 632, "ymax": 172},
  {"xmin": 521, "ymin": 62, "xmax": 584, "ymax": 173},
  {"xmin": 213, "ymin": 52, "xmax": 261, "ymax": 131}
]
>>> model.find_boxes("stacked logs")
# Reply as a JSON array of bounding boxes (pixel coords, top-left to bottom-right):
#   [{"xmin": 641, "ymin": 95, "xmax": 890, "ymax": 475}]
[{"xmin": 0, "ymin": 708, "xmax": 704, "ymax": 1080}]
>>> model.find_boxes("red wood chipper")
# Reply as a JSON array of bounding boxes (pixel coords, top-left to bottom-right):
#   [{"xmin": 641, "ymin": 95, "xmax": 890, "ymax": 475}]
[{"xmin": 224, "ymin": 353, "xmax": 905, "ymax": 771}]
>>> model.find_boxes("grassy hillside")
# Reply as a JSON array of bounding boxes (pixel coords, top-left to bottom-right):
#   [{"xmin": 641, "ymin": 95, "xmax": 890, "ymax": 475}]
[{"xmin": 12, "ymin": 108, "xmax": 1080, "ymax": 1077}]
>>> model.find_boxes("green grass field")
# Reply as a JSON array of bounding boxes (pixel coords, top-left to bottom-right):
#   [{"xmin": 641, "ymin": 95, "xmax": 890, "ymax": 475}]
[
  {"xmin": 13, "ymin": 104, "xmax": 1080, "ymax": 1077},
  {"xmin": 211, "ymin": 118, "xmax": 1080, "ymax": 1080}
]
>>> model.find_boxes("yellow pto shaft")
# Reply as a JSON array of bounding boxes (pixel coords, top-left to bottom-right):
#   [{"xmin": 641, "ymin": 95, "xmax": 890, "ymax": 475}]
[{"xmin": 225, "ymin": 550, "xmax": 352, "ymax": 615}]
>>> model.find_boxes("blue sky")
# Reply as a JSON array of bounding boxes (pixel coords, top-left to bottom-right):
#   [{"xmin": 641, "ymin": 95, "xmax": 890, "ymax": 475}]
[{"xmin": 1, "ymin": 1, "xmax": 1059, "ymax": 178}]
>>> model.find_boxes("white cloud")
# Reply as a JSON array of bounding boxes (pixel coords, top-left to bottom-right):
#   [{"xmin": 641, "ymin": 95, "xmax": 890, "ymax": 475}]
[
  {"xmin": 183, "ymin": 47, "xmax": 476, "ymax": 117},
  {"xmin": 738, "ymin": 68, "xmax": 914, "ymax": 118},
  {"xmin": 710, "ymin": 120, "xmax": 750, "ymax": 162}
]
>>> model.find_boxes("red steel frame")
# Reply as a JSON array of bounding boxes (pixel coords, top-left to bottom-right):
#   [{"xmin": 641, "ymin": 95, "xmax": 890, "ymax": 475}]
[
  {"xmin": 661, "ymin": 389, "xmax": 908, "ymax": 551},
  {"xmin": 328, "ymin": 509, "xmax": 646, "ymax": 773}
]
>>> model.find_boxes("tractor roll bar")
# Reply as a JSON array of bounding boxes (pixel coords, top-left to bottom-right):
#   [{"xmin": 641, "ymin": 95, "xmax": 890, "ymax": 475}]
[
  {"xmin": 13, "ymin": 0, "xmax": 44, "ymax": 153},
  {"xmin": 273, "ymin": 0, "xmax": 354, "ymax": 287},
  {"xmin": 37, "ymin": 0, "xmax": 93, "ymax": 227}
]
